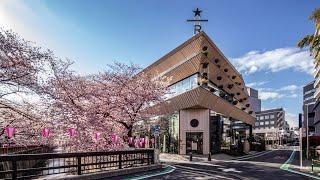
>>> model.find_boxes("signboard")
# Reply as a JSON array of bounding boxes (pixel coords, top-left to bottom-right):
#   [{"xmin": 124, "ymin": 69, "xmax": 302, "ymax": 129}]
[
  {"xmin": 151, "ymin": 125, "xmax": 160, "ymax": 136},
  {"xmin": 192, "ymin": 142, "xmax": 197, "ymax": 150}
]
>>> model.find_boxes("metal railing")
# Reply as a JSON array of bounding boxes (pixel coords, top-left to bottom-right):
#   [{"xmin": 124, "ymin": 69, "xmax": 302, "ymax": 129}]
[
  {"xmin": 0, "ymin": 145, "xmax": 51, "ymax": 155},
  {"xmin": 0, "ymin": 149, "xmax": 154, "ymax": 179}
]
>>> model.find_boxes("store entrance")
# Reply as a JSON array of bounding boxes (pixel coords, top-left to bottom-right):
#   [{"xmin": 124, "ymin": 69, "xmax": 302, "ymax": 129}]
[{"xmin": 186, "ymin": 132, "xmax": 203, "ymax": 154}]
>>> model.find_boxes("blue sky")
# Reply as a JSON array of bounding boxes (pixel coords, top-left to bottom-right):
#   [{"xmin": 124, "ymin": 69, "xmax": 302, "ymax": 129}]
[{"xmin": 0, "ymin": 0, "xmax": 319, "ymax": 127}]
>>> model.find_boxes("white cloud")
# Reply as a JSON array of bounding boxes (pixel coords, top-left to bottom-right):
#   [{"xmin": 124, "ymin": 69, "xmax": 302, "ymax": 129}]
[
  {"xmin": 246, "ymin": 81, "xmax": 268, "ymax": 88},
  {"xmin": 231, "ymin": 47, "xmax": 314, "ymax": 75},
  {"xmin": 286, "ymin": 113, "xmax": 298, "ymax": 128},
  {"xmin": 279, "ymin": 85, "xmax": 299, "ymax": 92},
  {"xmin": 259, "ymin": 91, "xmax": 283, "ymax": 100},
  {"xmin": 257, "ymin": 84, "xmax": 299, "ymax": 101}
]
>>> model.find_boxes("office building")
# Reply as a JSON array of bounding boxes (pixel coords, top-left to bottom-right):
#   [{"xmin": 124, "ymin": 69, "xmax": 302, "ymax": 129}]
[
  {"xmin": 303, "ymin": 81, "xmax": 316, "ymax": 135},
  {"xmin": 247, "ymin": 87, "xmax": 261, "ymax": 113},
  {"xmin": 253, "ymin": 108, "xmax": 287, "ymax": 143}
]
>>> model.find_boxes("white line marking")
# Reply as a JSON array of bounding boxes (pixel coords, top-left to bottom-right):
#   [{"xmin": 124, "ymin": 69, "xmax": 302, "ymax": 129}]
[
  {"xmin": 128, "ymin": 165, "xmax": 175, "ymax": 180},
  {"xmin": 230, "ymin": 150, "xmax": 275, "ymax": 161},
  {"xmin": 174, "ymin": 164, "xmax": 237, "ymax": 180}
]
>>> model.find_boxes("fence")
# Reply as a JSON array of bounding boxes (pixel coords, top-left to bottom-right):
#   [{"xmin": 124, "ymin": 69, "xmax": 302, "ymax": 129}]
[
  {"xmin": 0, "ymin": 145, "xmax": 52, "ymax": 155},
  {"xmin": 0, "ymin": 149, "xmax": 154, "ymax": 179}
]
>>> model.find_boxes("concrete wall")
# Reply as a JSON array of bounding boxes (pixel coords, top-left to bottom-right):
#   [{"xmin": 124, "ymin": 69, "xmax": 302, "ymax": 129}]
[{"xmin": 179, "ymin": 109, "xmax": 210, "ymax": 155}]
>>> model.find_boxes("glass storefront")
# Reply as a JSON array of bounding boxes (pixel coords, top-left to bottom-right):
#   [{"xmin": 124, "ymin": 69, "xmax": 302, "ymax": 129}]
[
  {"xmin": 164, "ymin": 74, "xmax": 198, "ymax": 100},
  {"xmin": 186, "ymin": 132, "xmax": 203, "ymax": 154},
  {"xmin": 151, "ymin": 112, "xmax": 179, "ymax": 154}
]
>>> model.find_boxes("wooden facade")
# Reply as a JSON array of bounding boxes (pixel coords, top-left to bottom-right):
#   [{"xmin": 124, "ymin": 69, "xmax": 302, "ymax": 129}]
[
  {"xmin": 143, "ymin": 32, "xmax": 255, "ymax": 124},
  {"xmin": 142, "ymin": 32, "xmax": 255, "ymax": 154}
]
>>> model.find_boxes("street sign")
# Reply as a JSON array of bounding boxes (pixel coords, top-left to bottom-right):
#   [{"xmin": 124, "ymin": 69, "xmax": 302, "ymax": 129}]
[
  {"xmin": 151, "ymin": 125, "xmax": 160, "ymax": 136},
  {"xmin": 153, "ymin": 131, "xmax": 160, "ymax": 136}
]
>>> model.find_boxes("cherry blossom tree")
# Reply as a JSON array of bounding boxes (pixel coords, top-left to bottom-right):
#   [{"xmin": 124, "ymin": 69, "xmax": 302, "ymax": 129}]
[
  {"xmin": 0, "ymin": 28, "xmax": 55, "ymax": 146},
  {"xmin": 96, "ymin": 63, "xmax": 169, "ymax": 138},
  {"xmin": 0, "ymin": 28, "xmax": 169, "ymax": 151}
]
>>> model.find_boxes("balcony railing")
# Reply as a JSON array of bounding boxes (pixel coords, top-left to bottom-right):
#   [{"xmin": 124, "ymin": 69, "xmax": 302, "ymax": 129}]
[
  {"xmin": 0, "ymin": 149, "xmax": 154, "ymax": 179},
  {"xmin": 315, "ymin": 76, "xmax": 320, "ymax": 89},
  {"xmin": 315, "ymin": 67, "xmax": 320, "ymax": 78},
  {"xmin": 315, "ymin": 87, "xmax": 320, "ymax": 100}
]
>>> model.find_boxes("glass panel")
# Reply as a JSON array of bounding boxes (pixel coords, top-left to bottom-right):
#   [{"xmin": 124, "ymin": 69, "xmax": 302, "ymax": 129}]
[
  {"xmin": 164, "ymin": 74, "xmax": 199, "ymax": 99},
  {"xmin": 186, "ymin": 132, "xmax": 203, "ymax": 154}
]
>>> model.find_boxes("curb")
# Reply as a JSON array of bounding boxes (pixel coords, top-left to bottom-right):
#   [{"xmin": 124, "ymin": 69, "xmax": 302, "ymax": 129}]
[
  {"xmin": 125, "ymin": 165, "xmax": 175, "ymax": 180},
  {"xmin": 280, "ymin": 150, "xmax": 320, "ymax": 180},
  {"xmin": 54, "ymin": 164, "xmax": 163, "ymax": 180}
]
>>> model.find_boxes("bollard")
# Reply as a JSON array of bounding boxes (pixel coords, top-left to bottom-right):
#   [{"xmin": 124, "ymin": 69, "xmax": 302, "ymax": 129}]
[
  {"xmin": 189, "ymin": 152, "xmax": 193, "ymax": 161},
  {"xmin": 208, "ymin": 152, "xmax": 211, "ymax": 161},
  {"xmin": 312, "ymin": 159, "xmax": 314, "ymax": 172}
]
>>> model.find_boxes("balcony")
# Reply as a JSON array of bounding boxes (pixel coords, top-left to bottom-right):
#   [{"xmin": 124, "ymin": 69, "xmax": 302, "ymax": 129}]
[
  {"xmin": 315, "ymin": 87, "xmax": 320, "ymax": 100},
  {"xmin": 315, "ymin": 67, "xmax": 320, "ymax": 78},
  {"xmin": 315, "ymin": 76, "xmax": 320, "ymax": 89}
]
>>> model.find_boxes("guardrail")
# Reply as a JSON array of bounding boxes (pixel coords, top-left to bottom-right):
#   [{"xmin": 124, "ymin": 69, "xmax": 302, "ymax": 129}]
[{"xmin": 0, "ymin": 149, "xmax": 154, "ymax": 179}]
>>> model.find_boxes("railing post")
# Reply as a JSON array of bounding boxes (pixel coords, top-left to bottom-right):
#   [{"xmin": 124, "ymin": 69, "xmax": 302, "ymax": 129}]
[
  {"xmin": 77, "ymin": 157, "xmax": 81, "ymax": 175},
  {"xmin": 12, "ymin": 160, "xmax": 17, "ymax": 179},
  {"xmin": 119, "ymin": 153, "xmax": 122, "ymax": 169},
  {"xmin": 152, "ymin": 150, "xmax": 155, "ymax": 164}
]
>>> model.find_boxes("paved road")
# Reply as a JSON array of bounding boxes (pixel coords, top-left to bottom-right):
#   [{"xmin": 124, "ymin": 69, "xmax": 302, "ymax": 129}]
[{"xmin": 146, "ymin": 150, "xmax": 312, "ymax": 180}]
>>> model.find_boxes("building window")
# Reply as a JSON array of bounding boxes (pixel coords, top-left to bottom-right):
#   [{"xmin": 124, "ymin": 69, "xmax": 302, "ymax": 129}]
[
  {"xmin": 304, "ymin": 89, "xmax": 316, "ymax": 95},
  {"xmin": 270, "ymin": 121, "xmax": 275, "ymax": 124},
  {"xmin": 260, "ymin": 116, "xmax": 264, "ymax": 120},
  {"xmin": 265, "ymin": 115, "xmax": 269, "ymax": 119},
  {"xmin": 265, "ymin": 121, "xmax": 269, "ymax": 125},
  {"xmin": 270, "ymin": 115, "xmax": 275, "ymax": 119},
  {"xmin": 190, "ymin": 119, "xmax": 199, "ymax": 127},
  {"xmin": 165, "ymin": 74, "xmax": 198, "ymax": 99},
  {"xmin": 260, "ymin": 122, "xmax": 264, "ymax": 125},
  {"xmin": 255, "ymin": 122, "xmax": 259, "ymax": 126}
]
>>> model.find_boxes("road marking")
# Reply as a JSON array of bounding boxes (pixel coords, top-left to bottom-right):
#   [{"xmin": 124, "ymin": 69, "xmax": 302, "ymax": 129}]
[
  {"xmin": 231, "ymin": 151, "xmax": 269, "ymax": 160},
  {"xmin": 217, "ymin": 167, "xmax": 242, "ymax": 173},
  {"xmin": 228, "ymin": 150, "xmax": 275, "ymax": 161},
  {"xmin": 174, "ymin": 164, "xmax": 238, "ymax": 180},
  {"xmin": 161, "ymin": 159, "xmax": 225, "ymax": 167},
  {"xmin": 280, "ymin": 150, "xmax": 320, "ymax": 180},
  {"xmin": 126, "ymin": 165, "xmax": 175, "ymax": 180}
]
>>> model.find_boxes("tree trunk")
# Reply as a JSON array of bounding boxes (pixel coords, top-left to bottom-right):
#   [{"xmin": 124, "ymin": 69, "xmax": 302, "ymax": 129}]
[{"xmin": 127, "ymin": 125, "xmax": 133, "ymax": 137}]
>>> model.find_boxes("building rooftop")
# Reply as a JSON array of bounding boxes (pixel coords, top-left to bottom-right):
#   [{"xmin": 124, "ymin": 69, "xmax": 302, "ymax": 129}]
[{"xmin": 256, "ymin": 108, "xmax": 284, "ymax": 114}]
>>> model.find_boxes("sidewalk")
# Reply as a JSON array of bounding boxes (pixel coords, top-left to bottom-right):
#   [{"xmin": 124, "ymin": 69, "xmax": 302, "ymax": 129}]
[{"xmin": 160, "ymin": 151, "xmax": 263, "ymax": 163}]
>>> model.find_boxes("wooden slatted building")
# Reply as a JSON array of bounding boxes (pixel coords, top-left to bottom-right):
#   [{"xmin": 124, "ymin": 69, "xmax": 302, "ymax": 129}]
[{"xmin": 143, "ymin": 32, "xmax": 256, "ymax": 155}]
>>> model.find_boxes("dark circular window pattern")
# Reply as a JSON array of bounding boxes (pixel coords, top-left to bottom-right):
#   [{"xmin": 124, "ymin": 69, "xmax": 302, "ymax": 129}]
[{"xmin": 190, "ymin": 119, "xmax": 199, "ymax": 128}]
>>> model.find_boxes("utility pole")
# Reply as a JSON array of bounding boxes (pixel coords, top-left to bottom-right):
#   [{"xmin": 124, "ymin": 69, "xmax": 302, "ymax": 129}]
[
  {"xmin": 300, "ymin": 127, "xmax": 303, "ymax": 168},
  {"xmin": 306, "ymin": 105, "xmax": 309, "ymax": 159}
]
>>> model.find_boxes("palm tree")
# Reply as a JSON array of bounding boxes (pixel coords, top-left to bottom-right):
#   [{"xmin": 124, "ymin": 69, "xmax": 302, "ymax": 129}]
[{"xmin": 297, "ymin": 8, "xmax": 320, "ymax": 62}]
